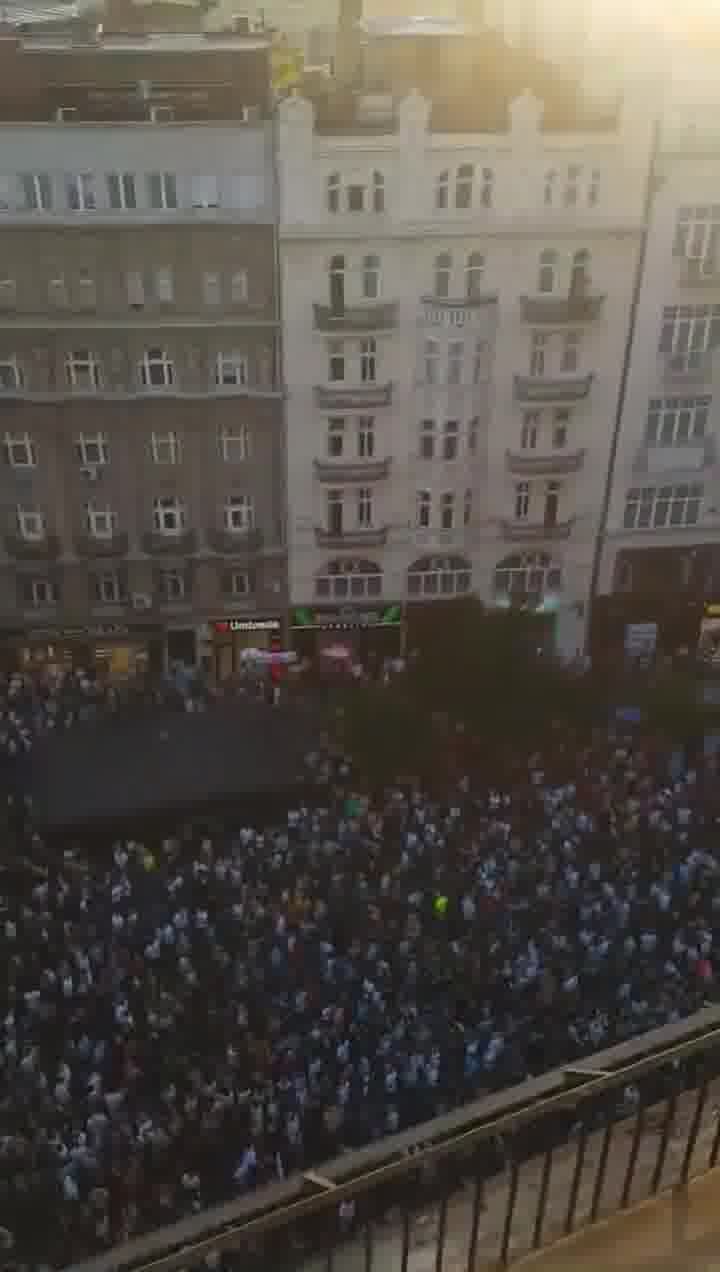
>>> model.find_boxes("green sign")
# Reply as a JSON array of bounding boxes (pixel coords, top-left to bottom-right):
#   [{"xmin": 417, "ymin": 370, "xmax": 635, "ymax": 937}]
[{"xmin": 291, "ymin": 604, "xmax": 402, "ymax": 631}]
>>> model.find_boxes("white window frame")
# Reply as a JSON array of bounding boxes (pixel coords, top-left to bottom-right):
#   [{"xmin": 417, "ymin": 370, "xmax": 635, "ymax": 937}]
[
  {"xmin": 515, "ymin": 481, "xmax": 531, "ymax": 520},
  {"xmin": 153, "ymin": 495, "xmax": 186, "ymax": 535},
  {"xmin": 21, "ymin": 173, "xmax": 52, "ymax": 211},
  {"xmin": 561, "ymin": 331, "xmax": 582, "ymax": 374},
  {"xmin": 494, "ymin": 552, "xmax": 562, "ymax": 600},
  {"xmin": 360, "ymin": 338, "xmax": 377, "ymax": 383},
  {"xmin": 29, "ymin": 578, "xmax": 57, "ymax": 608},
  {"xmin": 150, "ymin": 431, "xmax": 181, "ymax": 465},
  {"xmin": 419, "ymin": 419, "xmax": 436, "ymax": 460},
  {"xmin": 440, "ymin": 491, "xmax": 455, "ymax": 530},
  {"xmin": 346, "ymin": 181, "xmax": 366, "ymax": 213},
  {"xmin": 424, "ymin": 339, "xmax": 440, "ymax": 385},
  {"xmin": 76, "ymin": 433, "xmax": 108, "ymax": 466},
  {"xmin": 356, "ymin": 485, "xmax": 373, "ymax": 528},
  {"xmin": 219, "ymin": 423, "xmax": 250, "ymax": 462},
  {"xmin": 660, "ymin": 305, "xmax": 719, "ymax": 371},
  {"xmin": 315, "ymin": 558, "xmax": 382, "ymax": 600},
  {"xmin": 529, "ymin": 333, "xmax": 548, "ymax": 377},
  {"xmin": 447, "ymin": 341, "xmax": 464, "ymax": 386},
  {"xmin": 65, "ymin": 350, "xmax": 102, "ymax": 391},
  {"xmin": 190, "ymin": 175, "xmax": 220, "ymax": 209},
  {"xmin": 67, "ymin": 172, "xmax": 96, "ymax": 212},
  {"xmin": 17, "ymin": 506, "xmax": 45, "ymax": 541},
  {"xmin": 326, "ymin": 488, "xmax": 344, "ymax": 534},
  {"xmin": 455, "ymin": 164, "xmax": 474, "ymax": 210},
  {"xmin": 416, "ymin": 489, "xmax": 432, "ymax": 528},
  {"xmin": 140, "ymin": 348, "xmax": 175, "ymax": 390},
  {"xmin": 328, "ymin": 341, "xmax": 345, "ymax": 382},
  {"xmin": 224, "ymin": 494, "xmax": 255, "ymax": 533},
  {"xmin": 154, "ymin": 268, "xmax": 174, "ymax": 304},
  {"xmin": 357, "ymin": 416, "xmax": 375, "ymax": 458},
  {"xmin": 436, "ymin": 170, "xmax": 449, "ymax": 210},
  {"xmin": 327, "ymin": 417, "xmax": 345, "ymax": 458},
  {"xmin": 674, "ymin": 205, "xmax": 720, "ymax": 265},
  {"xmin": 230, "ymin": 270, "xmax": 248, "ymax": 304},
  {"xmin": 77, "ymin": 269, "xmax": 97, "ymax": 310},
  {"xmin": 479, "ymin": 168, "xmax": 494, "ymax": 208},
  {"xmin": 0, "ymin": 275, "xmax": 17, "ymax": 308},
  {"xmin": 147, "ymin": 172, "xmax": 178, "ymax": 211},
  {"xmin": 127, "ymin": 270, "xmax": 145, "ymax": 307},
  {"xmin": 93, "ymin": 570, "xmax": 124, "ymax": 605},
  {"xmin": 623, "ymin": 484, "xmax": 703, "ymax": 530},
  {"xmin": 521, "ymin": 412, "xmax": 540, "ymax": 450},
  {"xmin": 465, "ymin": 252, "xmax": 484, "ymax": 300},
  {"xmin": 203, "ymin": 271, "xmax": 221, "ymax": 306},
  {"xmin": 434, "ymin": 253, "xmax": 452, "ymax": 299},
  {"xmin": 4, "ymin": 432, "xmax": 35, "ymax": 468},
  {"xmin": 0, "ymin": 356, "xmax": 23, "ymax": 391},
  {"xmin": 327, "ymin": 172, "xmax": 340, "ymax": 214},
  {"xmin": 442, "ymin": 419, "xmax": 460, "ymax": 460},
  {"xmin": 372, "ymin": 171, "xmax": 385, "ymax": 214},
  {"xmin": 362, "ymin": 254, "xmax": 381, "ymax": 300},
  {"xmin": 107, "ymin": 172, "xmax": 136, "ymax": 210},
  {"xmin": 86, "ymin": 503, "xmax": 117, "ymax": 540},
  {"xmin": 159, "ymin": 568, "xmax": 186, "ymax": 602},
  {"xmin": 538, "ymin": 249, "xmax": 558, "ymax": 295},
  {"xmin": 646, "ymin": 396, "xmax": 710, "ymax": 447},
  {"xmin": 215, "ymin": 351, "xmax": 248, "ymax": 388},
  {"xmin": 227, "ymin": 569, "xmax": 252, "ymax": 599},
  {"xmin": 407, "ymin": 555, "xmax": 471, "ymax": 597}
]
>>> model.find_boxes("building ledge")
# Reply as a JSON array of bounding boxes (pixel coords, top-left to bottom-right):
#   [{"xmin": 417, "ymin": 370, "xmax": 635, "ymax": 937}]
[
  {"xmin": 313, "ymin": 302, "xmax": 398, "ymax": 332},
  {"xmin": 141, "ymin": 530, "xmax": 197, "ymax": 556},
  {"xmin": 313, "ymin": 457, "xmax": 391, "ymax": 482},
  {"xmin": 520, "ymin": 293, "xmax": 605, "ymax": 323},
  {"xmin": 5, "ymin": 533, "xmax": 61, "ymax": 560},
  {"xmin": 74, "ymin": 533, "xmax": 129, "ymax": 558},
  {"xmin": 501, "ymin": 518, "xmax": 575, "ymax": 542},
  {"xmin": 505, "ymin": 448, "xmax": 586, "ymax": 475},
  {"xmin": 314, "ymin": 383, "xmax": 393, "ymax": 409},
  {"xmin": 206, "ymin": 528, "xmax": 264, "ymax": 555},
  {"xmin": 314, "ymin": 526, "xmax": 389, "ymax": 548},
  {"xmin": 514, "ymin": 374, "xmax": 593, "ymax": 403}
]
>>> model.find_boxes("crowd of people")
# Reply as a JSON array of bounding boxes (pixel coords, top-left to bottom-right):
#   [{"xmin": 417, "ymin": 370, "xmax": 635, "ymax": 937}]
[{"xmin": 0, "ymin": 659, "xmax": 719, "ymax": 1269}]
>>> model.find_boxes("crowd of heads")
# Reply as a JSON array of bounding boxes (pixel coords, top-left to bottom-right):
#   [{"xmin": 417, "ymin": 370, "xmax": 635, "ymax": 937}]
[{"xmin": 1, "ymin": 666, "xmax": 720, "ymax": 1269}]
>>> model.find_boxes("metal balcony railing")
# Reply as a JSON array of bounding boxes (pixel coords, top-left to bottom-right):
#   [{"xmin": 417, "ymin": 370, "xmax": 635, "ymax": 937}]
[{"xmin": 68, "ymin": 1005, "xmax": 720, "ymax": 1272}]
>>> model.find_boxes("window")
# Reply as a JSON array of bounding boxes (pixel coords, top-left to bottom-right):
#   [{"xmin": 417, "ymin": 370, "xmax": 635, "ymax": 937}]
[
  {"xmin": 570, "ymin": 249, "xmax": 590, "ymax": 296},
  {"xmin": 67, "ymin": 173, "xmax": 96, "ymax": 211},
  {"xmin": 588, "ymin": 169, "xmax": 600, "ymax": 206},
  {"xmin": 465, "ymin": 252, "xmax": 484, "ymax": 300},
  {"xmin": 0, "ymin": 275, "xmax": 16, "ymax": 308},
  {"xmin": 215, "ymin": 351, "xmax": 248, "ymax": 387},
  {"xmin": 327, "ymin": 173, "xmax": 340, "ymax": 213},
  {"xmin": 86, "ymin": 503, "xmax": 117, "ymax": 539},
  {"xmin": 659, "ymin": 305, "xmax": 720, "ymax": 371},
  {"xmin": 480, "ymin": 168, "xmax": 494, "ymax": 208},
  {"xmin": 76, "ymin": 433, "xmax": 108, "ymax": 466},
  {"xmin": 420, "ymin": 419, "xmax": 436, "ymax": 459},
  {"xmin": 372, "ymin": 171, "xmax": 385, "ymax": 214},
  {"xmin": 434, "ymin": 253, "xmax": 452, "ymax": 299},
  {"xmin": 153, "ymin": 495, "xmax": 185, "ymax": 534},
  {"xmin": 362, "ymin": 254, "xmax": 381, "ymax": 300},
  {"xmin": 455, "ymin": 164, "xmax": 474, "ymax": 210},
  {"xmin": 561, "ymin": 331, "xmax": 582, "ymax": 373},
  {"xmin": 147, "ymin": 172, "xmax": 178, "ymax": 210},
  {"xmin": 48, "ymin": 274, "xmax": 68, "ymax": 308},
  {"xmin": 436, "ymin": 170, "xmax": 449, "ymax": 210},
  {"xmin": 464, "ymin": 489, "xmax": 472, "ymax": 526},
  {"xmin": 521, "ymin": 412, "xmax": 540, "ymax": 449},
  {"xmin": 447, "ymin": 342, "xmax": 464, "ymax": 385},
  {"xmin": 77, "ymin": 268, "xmax": 96, "ymax": 310},
  {"xmin": 530, "ymin": 332, "xmax": 547, "ymax": 376},
  {"xmin": 623, "ymin": 484, "xmax": 703, "ymax": 529},
  {"xmin": 219, "ymin": 423, "xmax": 250, "ymax": 462},
  {"xmin": 424, "ymin": 339, "xmax": 440, "ymax": 385},
  {"xmin": 473, "ymin": 339, "xmax": 487, "ymax": 384},
  {"xmin": 230, "ymin": 270, "xmax": 248, "ymax": 304},
  {"xmin": 140, "ymin": 348, "xmax": 174, "ymax": 389},
  {"xmin": 494, "ymin": 552, "xmax": 562, "ymax": 600},
  {"xmin": 357, "ymin": 416, "xmax": 375, "ymax": 458},
  {"xmin": 151, "ymin": 431, "xmax": 181, "ymax": 465},
  {"xmin": 646, "ymin": 396, "xmax": 710, "ymax": 446},
  {"xmin": 127, "ymin": 270, "xmax": 145, "ymax": 308},
  {"xmin": 0, "ymin": 356, "xmax": 23, "ymax": 391},
  {"xmin": 440, "ymin": 491, "xmax": 455, "ymax": 529},
  {"xmin": 4, "ymin": 433, "xmax": 35, "ymax": 467},
  {"xmin": 468, "ymin": 417, "xmax": 479, "ymax": 455},
  {"xmin": 328, "ymin": 341, "xmax": 345, "ymax": 382},
  {"xmin": 107, "ymin": 172, "xmax": 136, "ymax": 209},
  {"xmin": 407, "ymin": 554, "xmax": 471, "ymax": 597},
  {"xmin": 329, "ymin": 255, "xmax": 345, "ymax": 312},
  {"xmin": 515, "ymin": 481, "xmax": 530, "ymax": 520},
  {"xmin": 17, "ymin": 506, "xmax": 45, "ymax": 540},
  {"xmin": 544, "ymin": 480, "xmax": 561, "ymax": 527},
  {"xmin": 203, "ymin": 271, "xmax": 221, "ymax": 306},
  {"xmin": 225, "ymin": 494, "xmax": 255, "ymax": 533},
  {"xmin": 553, "ymin": 409, "xmax": 569, "ymax": 448},
  {"xmin": 159, "ymin": 569, "xmax": 186, "ymax": 602},
  {"xmin": 21, "ymin": 173, "xmax": 52, "ymax": 211},
  {"xmin": 543, "ymin": 170, "xmax": 557, "ymax": 207},
  {"xmin": 357, "ymin": 486, "xmax": 373, "ymax": 527},
  {"xmin": 227, "ymin": 569, "xmax": 252, "ymax": 599},
  {"xmin": 564, "ymin": 164, "xmax": 581, "ymax": 208},
  {"xmin": 315, "ymin": 558, "xmax": 382, "ymax": 600},
  {"xmin": 360, "ymin": 338, "xmax": 376, "ymax": 383},
  {"xmin": 0, "ymin": 175, "xmax": 13, "ymax": 210},
  {"xmin": 327, "ymin": 418, "xmax": 345, "ymax": 458},
  {"xmin": 347, "ymin": 183, "xmax": 364, "ymax": 213},
  {"xmin": 190, "ymin": 175, "xmax": 219, "ymax": 209},
  {"xmin": 27, "ymin": 578, "xmax": 58, "ymax": 608},
  {"xmin": 154, "ymin": 268, "xmax": 174, "ymax": 304},
  {"xmin": 442, "ymin": 420, "xmax": 459, "ymax": 460},
  {"xmin": 673, "ymin": 205, "xmax": 720, "ymax": 268},
  {"xmin": 65, "ymin": 350, "xmax": 102, "ymax": 391},
  {"xmin": 416, "ymin": 489, "xmax": 432, "ymax": 528},
  {"xmin": 93, "ymin": 570, "xmax": 124, "ymax": 605},
  {"xmin": 326, "ymin": 488, "xmax": 344, "ymax": 535},
  {"xmin": 538, "ymin": 249, "xmax": 558, "ymax": 294}
]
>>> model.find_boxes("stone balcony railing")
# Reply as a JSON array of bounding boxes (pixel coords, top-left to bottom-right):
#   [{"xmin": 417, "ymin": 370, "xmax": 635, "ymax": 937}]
[
  {"xmin": 314, "ymin": 525, "xmax": 389, "ymax": 549},
  {"xmin": 505, "ymin": 448, "xmax": 586, "ymax": 475},
  {"xmin": 514, "ymin": 374, "xmax": 594, "ymax": 403},
  {"xmin": 313, "ymin": 457, "xmax": 391, "ymax": 482},
  {"xmin": 206, "ymin": 527, "xmax": 264, "ymax": 555},
  {"xmin": 313, "ymin": 302, "xmax": 398, "ymax": 332},
  {"xmin": 500, "ymin": 518, "xmax": 575, "ymax": 542},
  {"xmin": 74, "ymin": 532, "xmax": 129, "ymax": 558},
  {"xmin": 5, "ymin": 532, "xmax": 61, "ymax": 560},
  {"xmin": 314, "ymin": 382, "xmax": 393, "ymax": 410},
  {"xmin": 519, "ymin": 293, "xmax": 605, "ymax": 323},
  {"xmin": 141, "ymin": 529, "xmax": 197, "ymax": 556}
]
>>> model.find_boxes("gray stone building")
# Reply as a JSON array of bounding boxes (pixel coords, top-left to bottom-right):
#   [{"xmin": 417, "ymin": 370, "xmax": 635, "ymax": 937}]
[{"xmin": 0, "ymin": 17, "xmax": 285, "ymax": 677}]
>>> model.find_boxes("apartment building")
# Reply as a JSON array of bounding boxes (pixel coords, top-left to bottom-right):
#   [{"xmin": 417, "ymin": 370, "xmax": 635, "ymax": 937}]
[
  {"xmin": 0, "ymin": 22, "xmax": 286, "ymax": 679},
  {"xmin": 596, "ymin": 94, "xmax": 720, "ymax": 665},
  {"xmin": 277, "ymin": 20, "xmax": 656, "ymax": 657}
]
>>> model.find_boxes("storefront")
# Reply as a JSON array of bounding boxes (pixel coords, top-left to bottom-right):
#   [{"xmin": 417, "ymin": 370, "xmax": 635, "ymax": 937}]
[
  {"xmin": 589, "ymin": 594, "xmax": 704, "ymax": 670},
  {"xmin": 207, "ymin": 616, "xmax": 284, "ymax": 681},
  {"xmin": 290, "ymin": 603, "xmax": 403, "ymax": 662},
  {"xmin": 0, "ymin": 623, "xmax": 164, "ymax": 677}
]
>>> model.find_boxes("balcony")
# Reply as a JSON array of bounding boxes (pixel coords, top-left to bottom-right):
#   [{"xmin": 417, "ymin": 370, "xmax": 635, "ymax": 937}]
[
  {"xmin": 519, "ymin": 293, "xmax": 605, "ymax": 323},
  {"xmin": 206, "ymin": 527, "xmax": 264, "ymax": 555},
  {"xmin": 421, "ymin": 293, "xmax": 499, "ymax": 329},
  {"xmin": 633, "ymin": 436, "xmax": 714, "ymax": 476},
  {"xmin": 315, "ymin": 383, "xmax": 393, "ymax": 410},
  {"xmin": 74, "ymin": 532, "xmax": 129, "ymax": 558},
  {"xmin": 5, "ymin": 533, "xmax": 61, "ymax": 560},
  {"xmin": 500, "ymin": 518, "xmax": 575, "ymax": 542},
  {"xmin": 313, "ymin": 457, "xmax": 391, "ymax": 482},
  {"xmin": 313, "ymin": 302, "xmax": 398, "ymax": 332},
  {"xmin": 142, "ymin": 529, "xmax": 197, "ymax": 556},
  {"xmin": 514, "ymin": 374, "xmax": 593, "ymax": 403},
  {"xmin": 314, "ymin": 526, "xmax": 388, "ymax": 549},
  {"xmin": 505, "ymin": 448, "xmax": 586, "ymax": 475},
  {"xmin": 661, "ymin": 352, "xmax": 713, "ymax": 386},
  {"xmin": 680, "ymin": 258, "xmax": 720, "ymax": 288}
]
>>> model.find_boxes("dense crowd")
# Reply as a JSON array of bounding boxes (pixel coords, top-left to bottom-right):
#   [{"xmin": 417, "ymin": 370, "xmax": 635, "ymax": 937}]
[{"xmin": 1, "ymin": 669, "xmax": 719, "ymax": 1268}]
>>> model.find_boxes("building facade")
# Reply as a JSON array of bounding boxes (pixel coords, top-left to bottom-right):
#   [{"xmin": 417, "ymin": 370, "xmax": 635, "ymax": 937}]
[
  {"xmin": 596, "ymin": 97, "xmax": 720, "ymax": 665},
  {"xmin": 277, "ymin": 75, "xmax": 656, "ymax": 656},
  {"xmin": 0, "ymin": 27, "xmax": 286, "ymax": 678}
]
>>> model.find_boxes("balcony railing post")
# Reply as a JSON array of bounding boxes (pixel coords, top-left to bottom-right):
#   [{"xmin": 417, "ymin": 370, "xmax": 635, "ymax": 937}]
[
  {"xmin": 681, "ymin": 1076, "xmax": 709, "ymax": 1182},
  {"xmin": 532, "ymin": 1148, "xmax": 553, "ymax": 1249},
  {"xmin": 564, "ymin": 1125, "xmax": 588, "ymax": 1235},
  {"xmin": 621, "ymin": 1105, "xmax": 646, "ymax": 1209},
  {"xmin": 590, "ymin": 1102, "xmax": 614, "ymax": 1223},
  {"xmin": 499, "ymin": 1151, "xmax": 520, "ymax": 1266}
]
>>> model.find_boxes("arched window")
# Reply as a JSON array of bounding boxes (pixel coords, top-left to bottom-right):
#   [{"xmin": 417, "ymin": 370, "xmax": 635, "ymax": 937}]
[
  {"xmin": 455, "ymin": 163, "xmax": 474, "ymax": 209},
  {"xmin": 538, "ymin": 249, "xmax": 558, "ymax": 295},
  {"xmin": 362, "ymin": 254, "xmax": 381, "ymax": 300},
  {"xmin": 315, "ymin": 558, "xmax": 382, "ymax": 600},
  {"xmin": 407, "ymin": 554, "xmax": 471, "ymax": 598},
  {"xmin": 329, "ymin": 254, "xmax": 345, "ymax": 312},
  {"xmin": 493, "ymin": 552, "xmax": 562, "ymax": 603},
  {"xmin": 436, "ymin": 169, "xmax": 449, "ymax": 210},
  {"xmin": 434, "ymin": 252, "xmax": 452, "ymax": 299},
  {"xmin": 465, "ymin": 251, "xmax": 485, "ymax": 300},
  {"xmin": 327, "ymin": 172, "xmax": 340, "ymax": 214},
  {"xmin": 372, "ymin": 171, "xmax": 385, "ymax": 214},
  {"xmin": 570, "ymin": 248, "xmax": 590, "ymax": 296}
]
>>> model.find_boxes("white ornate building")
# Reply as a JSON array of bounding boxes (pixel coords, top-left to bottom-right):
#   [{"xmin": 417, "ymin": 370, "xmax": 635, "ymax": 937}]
[{"xmin": 276, "ymin": 78, "xmax": 657, "ymax": 655}]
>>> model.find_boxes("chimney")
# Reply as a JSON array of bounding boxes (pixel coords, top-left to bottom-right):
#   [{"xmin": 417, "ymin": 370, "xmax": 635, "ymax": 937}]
[{"xmin": 335, "ymin": 0, "xmax": 363, "ymax": 87}]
